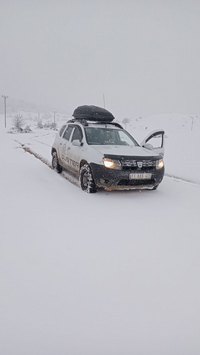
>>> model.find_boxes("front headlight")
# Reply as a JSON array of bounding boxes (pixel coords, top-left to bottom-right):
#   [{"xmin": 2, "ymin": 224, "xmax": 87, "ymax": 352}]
[
  {"xmin": 103, "ymin": 158, "xmax": 122, "ymax": 170},
  {"xmin": 156, "ymin": 159, "xmax": 164, "ymax": 169}
]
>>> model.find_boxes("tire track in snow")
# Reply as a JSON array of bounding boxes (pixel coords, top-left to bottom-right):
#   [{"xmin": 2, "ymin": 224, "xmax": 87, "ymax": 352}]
[
  {"xmin": 165, "ymin": 173, "xmax": 200, "ymax": 187},
  {"xmin": 30, "ymin": 136, "xmax": 52, "ymax": 147},
  {"xmin": 15, "ymin": 140, "xmax": 79, "ymax": 188}
]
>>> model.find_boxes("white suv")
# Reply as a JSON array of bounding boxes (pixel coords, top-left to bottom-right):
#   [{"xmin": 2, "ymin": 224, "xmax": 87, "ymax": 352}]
[{"xmin": 51, "ymin": 106, "xmax": 165, "ymax": 193}]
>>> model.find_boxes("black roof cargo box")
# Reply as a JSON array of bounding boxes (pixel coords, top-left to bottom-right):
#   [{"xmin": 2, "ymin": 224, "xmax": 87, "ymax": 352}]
[{"xmin": 72, "ymin": 105, "xmax": 115, "ymax": 122}]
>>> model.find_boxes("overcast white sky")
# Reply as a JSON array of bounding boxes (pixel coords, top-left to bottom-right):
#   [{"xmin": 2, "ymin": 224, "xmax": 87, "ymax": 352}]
[{"xmin": 0, "ymin": 0, "xmax": 200, "ymax": 118}]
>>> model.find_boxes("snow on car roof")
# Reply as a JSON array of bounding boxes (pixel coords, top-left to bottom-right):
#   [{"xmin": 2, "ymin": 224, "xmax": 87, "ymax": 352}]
[{"xmin": 86, "ymin": 122, "xmax": 119, "ymax": 129}]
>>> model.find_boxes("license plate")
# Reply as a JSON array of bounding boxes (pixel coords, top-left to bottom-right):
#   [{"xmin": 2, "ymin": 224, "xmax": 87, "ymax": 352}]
[{"xmin": 129, "ymin": 173, "xmax": 152, "ymax": 180}]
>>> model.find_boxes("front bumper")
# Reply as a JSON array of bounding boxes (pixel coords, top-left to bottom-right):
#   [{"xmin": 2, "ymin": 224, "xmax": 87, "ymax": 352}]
[{"xmin": 90, "ymin": 163, "xmax": 164, "ymax": 191}]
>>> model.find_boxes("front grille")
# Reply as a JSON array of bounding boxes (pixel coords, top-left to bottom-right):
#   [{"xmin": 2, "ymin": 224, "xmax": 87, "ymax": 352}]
[{"xmin": 121, "ymin": 159, "xmax": 156, "ymax": 170}]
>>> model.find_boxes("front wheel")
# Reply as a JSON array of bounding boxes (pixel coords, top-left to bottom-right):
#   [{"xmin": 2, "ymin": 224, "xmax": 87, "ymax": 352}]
[
  {"xmin": 80, "ymin": 164, "xmax": 97, "ymax": 193},
  {"xmin": 152, "ymin": 184, "xmax": 159, "ymax": 190},
  {"xmin": 52, "ymin": 151, "xmax": 62, "ymax": 173}
]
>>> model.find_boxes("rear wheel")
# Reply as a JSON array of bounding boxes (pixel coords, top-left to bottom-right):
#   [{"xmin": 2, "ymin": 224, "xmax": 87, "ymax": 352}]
[
  {"xmin": 80, "ymin": 164, "xmax": 97, "ymax": 193},
  {"xmin": 52, "ymin": 151, "xmax": 62, "ymax": 173}
]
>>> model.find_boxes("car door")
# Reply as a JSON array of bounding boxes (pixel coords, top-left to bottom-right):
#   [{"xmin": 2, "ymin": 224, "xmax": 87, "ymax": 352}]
[
  {"xmin": 140, "ymin": 130, "xmax": 165, "ymax": 157},
  {"xmin": 57, "ymin": 124, "xmax": 66, "ymax": 159},
  {"xmin": 67, "ymin": 125, "xmax": 84, "ymax": 174},
  {"xmin": 58, "ymin": 124, "xmax": 74, "ymax": 168}
]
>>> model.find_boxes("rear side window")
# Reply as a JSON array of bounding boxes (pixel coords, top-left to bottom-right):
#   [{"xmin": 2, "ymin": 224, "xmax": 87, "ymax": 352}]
[{"xmin": 63, "ymin": 126, "xmax": 74, "ymax": 141}]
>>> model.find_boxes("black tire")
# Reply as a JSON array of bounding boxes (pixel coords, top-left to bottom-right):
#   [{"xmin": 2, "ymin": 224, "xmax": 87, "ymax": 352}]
[
  {"xmin": 152, "ymin": 184, "xmax": 159, "ymax": 190},
  {"xmin": 52, "ymin": 151, "xmax": 62, "ymax": 173},
  {"xmin": 80, "ymin": 164, "xmax": 97, "ymax": 193}
]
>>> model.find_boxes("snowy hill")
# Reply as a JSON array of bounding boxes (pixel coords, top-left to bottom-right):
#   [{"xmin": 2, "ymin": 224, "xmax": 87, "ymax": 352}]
[
  {"xmin": 0, "ymin": 97, "xmax": 69, "ymax": 115},
  {"xmin": 125, "ymin": 113, "xmax": 200, "ymax": 136}
]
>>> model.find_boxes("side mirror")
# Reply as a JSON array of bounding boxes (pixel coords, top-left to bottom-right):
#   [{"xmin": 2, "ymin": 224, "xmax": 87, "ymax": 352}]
[
  {"xmin": 72, "ymin": 140, "xmax": 82, "ymax": 147},
  {"xmin": 143, "ymin": 143, "xmax": 153, "ymax": 150}
]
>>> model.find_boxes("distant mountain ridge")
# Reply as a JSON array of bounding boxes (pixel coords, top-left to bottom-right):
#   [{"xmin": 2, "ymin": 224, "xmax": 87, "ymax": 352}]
[{"xmin": 0, "ymin": 97, "xmax": 64, "ymax": 114}]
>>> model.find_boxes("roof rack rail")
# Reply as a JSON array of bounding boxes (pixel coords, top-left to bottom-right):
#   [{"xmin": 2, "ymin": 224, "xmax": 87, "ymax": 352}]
[
  {"xmin": 67, "ymin": 118, "xmax": 88, "ymax": 126},
  {"xmin": 67, "ymin": 118, "xmax": 123, "ymax": 129},
  {"xmin": 91, "ymin": 121, "xmax": 123, "ymax": 129}
]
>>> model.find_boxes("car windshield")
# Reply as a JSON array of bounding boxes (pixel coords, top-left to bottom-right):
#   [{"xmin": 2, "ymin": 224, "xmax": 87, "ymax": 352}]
[{"xmin": 84, "ymin": 127, "xmax": 139, "ymax": 146}]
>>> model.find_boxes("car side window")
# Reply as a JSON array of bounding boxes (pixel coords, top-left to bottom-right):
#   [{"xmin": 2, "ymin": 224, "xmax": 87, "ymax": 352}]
[
  {"xmin": 59, "ymin": 125, "xmax": 66, "ymax": 137},
  {"xmin": 71, "ymin": 126, "xmax": 83, "ymax": 142},
  {"xmin": 146, "ymin": 134, "xmax": 163, "ymax": 148},
  {"xmin": 63, "ymin": 126, "xmax": 74, "ymax": 141}
]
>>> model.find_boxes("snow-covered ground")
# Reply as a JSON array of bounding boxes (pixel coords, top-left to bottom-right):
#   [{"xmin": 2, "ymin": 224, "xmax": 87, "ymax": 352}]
[{"xmin": 1, "ymin": 113, "xmax": 200, "ymax": 355}]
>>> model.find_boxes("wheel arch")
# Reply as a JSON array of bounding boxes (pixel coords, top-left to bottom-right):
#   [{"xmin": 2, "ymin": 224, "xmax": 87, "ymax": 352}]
[
  {"xmin": 51, "ymin": 147, "xmax": 57, "ymax": 155},
  {"xmin": 79, "ymin": 159, "xmax": 88, "ymax": 170}
]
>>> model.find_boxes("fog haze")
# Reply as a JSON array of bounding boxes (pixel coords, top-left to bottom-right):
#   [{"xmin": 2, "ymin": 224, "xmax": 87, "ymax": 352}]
[{"xmin": 1, "ymin": 0, "xmax": 200, "ymax": 118}]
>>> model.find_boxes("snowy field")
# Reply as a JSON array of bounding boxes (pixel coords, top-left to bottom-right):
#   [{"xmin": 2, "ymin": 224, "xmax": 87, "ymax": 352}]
[{"xmin": 1, "ymin": 113, "xmax": 200, "ymax": 355}]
